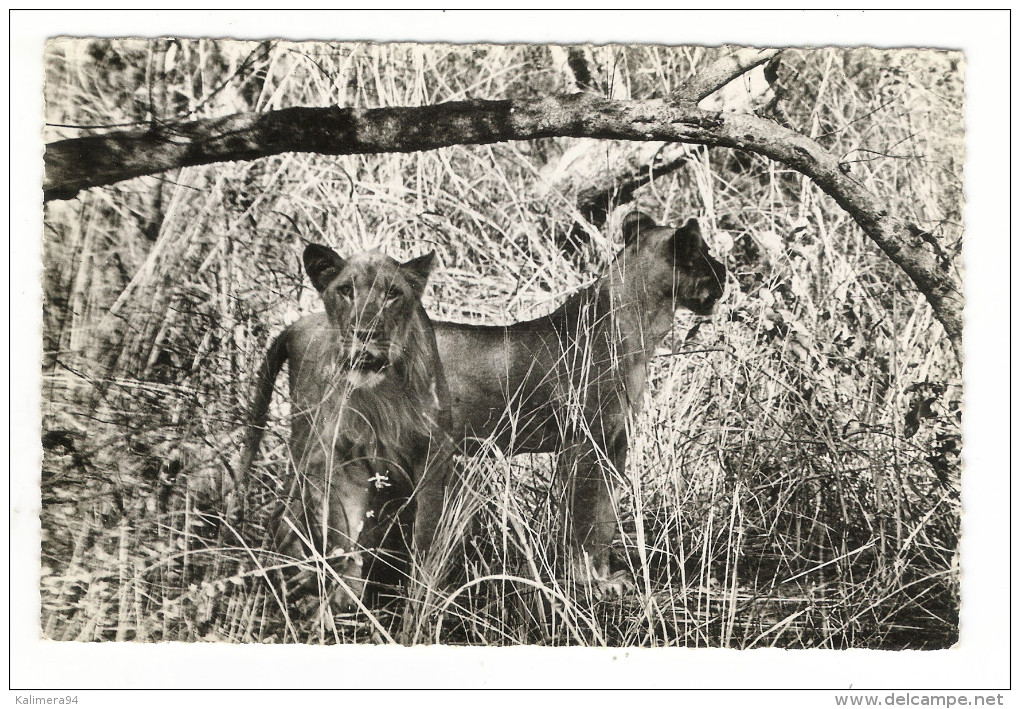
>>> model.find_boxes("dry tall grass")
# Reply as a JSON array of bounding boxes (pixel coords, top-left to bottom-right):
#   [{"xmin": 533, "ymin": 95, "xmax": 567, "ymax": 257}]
[{"xmin": 41, "ymin": 39, "xmax": 962, "ymax": 647}]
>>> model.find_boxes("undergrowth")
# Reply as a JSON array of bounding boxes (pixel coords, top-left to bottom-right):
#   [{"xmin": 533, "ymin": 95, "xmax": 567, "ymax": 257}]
[{"xmin": 40, "ymin": 40, "xmax": 962, "ymax": 647}]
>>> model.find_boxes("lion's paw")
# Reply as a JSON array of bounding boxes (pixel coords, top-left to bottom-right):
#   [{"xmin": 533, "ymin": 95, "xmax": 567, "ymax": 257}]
[
  {"xmin": 571, "ymin": 552, "xmax": 636, "ymax": 599},
  {"xmin": 594, "ymin": 569, "xmax": 636, "ymax": 599}
]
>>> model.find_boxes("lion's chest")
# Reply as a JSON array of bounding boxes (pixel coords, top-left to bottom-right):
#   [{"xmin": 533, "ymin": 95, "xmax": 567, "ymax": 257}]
[{"xmin": 290, "ymin": 372, "xmax": 427, "ymax": 487}]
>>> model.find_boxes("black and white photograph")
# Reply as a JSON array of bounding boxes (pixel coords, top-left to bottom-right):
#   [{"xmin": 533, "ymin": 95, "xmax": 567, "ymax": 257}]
[{"xmin": 10, "ymin": 8, "xmax": 1011, "ymax": 698}]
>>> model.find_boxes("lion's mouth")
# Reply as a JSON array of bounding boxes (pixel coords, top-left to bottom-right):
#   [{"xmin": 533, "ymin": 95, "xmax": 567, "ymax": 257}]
[
  {"xmin": 692, "ymin": 299, "xmax": 717, "ymax": 316},
  {"xmin": 682, "ymin": 293, "xmax": 718, "ymax": 316},
  {"xmin": 350, "ymin": 350, "xmax": 388, "ymax": 373}
]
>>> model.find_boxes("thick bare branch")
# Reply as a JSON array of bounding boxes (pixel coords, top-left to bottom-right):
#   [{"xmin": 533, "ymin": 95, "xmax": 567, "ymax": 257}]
[
  {"xmin": 565, "ymin": 47, "xmax": 783, "ymax": 242},
  {"xmin": 43, "ymin": 94, "xmax": 962, "ymax": 359},
  {"xmin": 42, "ymin": 95, "xmax": 724, "ymax": 202},
  {"xmin": 699, "ymin": 108, "xmax": 963, "ymax": 361}
]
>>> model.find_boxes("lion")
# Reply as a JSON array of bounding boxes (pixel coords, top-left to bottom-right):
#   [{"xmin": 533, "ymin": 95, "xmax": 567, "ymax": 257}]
[
  {"xmin": 433, "ymin": 211, "xmax": 726, "ymax": 593},
  {"xmin": 238, "ymin": 244, "xmax": 455, "ymax": 613}
]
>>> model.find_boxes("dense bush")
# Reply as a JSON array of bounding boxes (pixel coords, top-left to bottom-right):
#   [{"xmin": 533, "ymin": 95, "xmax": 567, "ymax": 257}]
[{"xmin": 41, "ymin": 39, "xmax": 962, "ymax": 646}]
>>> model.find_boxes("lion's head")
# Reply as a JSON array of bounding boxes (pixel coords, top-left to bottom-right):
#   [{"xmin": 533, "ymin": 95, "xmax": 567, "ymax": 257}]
[
  {"xmin": 618, "ymin": 211, "xmax": 727, "ymax": 318},
  {"xmin": 303, "ymin": 244, "xmax": 437, "ymax": 389}
]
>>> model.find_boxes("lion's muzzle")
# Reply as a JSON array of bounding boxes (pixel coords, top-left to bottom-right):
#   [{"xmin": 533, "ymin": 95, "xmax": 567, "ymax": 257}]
[
  {"xmin": 350, "ymin": 349, "xmax": 388, "ymax": 373},
  {"xmin": 347, "ymin": 337, "xmax": 390, "ymax": 372}
]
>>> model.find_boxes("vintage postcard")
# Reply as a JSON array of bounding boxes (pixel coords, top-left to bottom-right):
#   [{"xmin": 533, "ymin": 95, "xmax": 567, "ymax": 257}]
[{"xmin": 10, "ymin": 9, "xmax": 1010, "ymax": 700}]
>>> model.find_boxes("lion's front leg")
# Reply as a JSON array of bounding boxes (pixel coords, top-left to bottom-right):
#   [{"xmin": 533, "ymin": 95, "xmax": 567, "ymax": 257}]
[
  {"xmin": 404, "ymin": 433, "xmax": 458, "ymax": 612},
  {"xmin": 559, "ymin": 436, "xmax": 631, "ymax": 597},
  {"xmin": 410, "ymin": 434, "xmax": 455, "ymax": 559},
  {"xmin": 274, "ymin": 457, "xmax": 374, "ymax": 613},
  {"xmin": 561, "ymin": 441, "xmax": 616, "ymax": 578}
]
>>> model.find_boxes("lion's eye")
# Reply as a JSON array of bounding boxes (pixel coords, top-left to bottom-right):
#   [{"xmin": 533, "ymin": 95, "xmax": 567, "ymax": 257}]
[
  {"xmin": 385, "ymin": 289, "xmax": 401, "ymax": 306},
  {"xmin": 336, "ymin": 283, "xmax": 354, "ymax": 299}
]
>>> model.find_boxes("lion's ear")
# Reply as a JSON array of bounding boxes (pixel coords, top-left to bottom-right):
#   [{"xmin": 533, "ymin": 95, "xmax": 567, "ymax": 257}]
[
  {"xmin": 399, "ymin": 251, "xmax": 436, "ymax": 299},
  {"xmin": 671, "ymin": 218, "xmax": 702, "ymax": 259},
  {"xmin": 621, "ymin": 211, "xmax": 659, "ymax": 246},
  {"xmin": 303, "ymin": 244, "xmax": 346, "ymax": 293}
]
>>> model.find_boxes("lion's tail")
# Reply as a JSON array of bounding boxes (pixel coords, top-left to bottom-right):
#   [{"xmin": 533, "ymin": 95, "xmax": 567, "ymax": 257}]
[{"xmin": 234, "ymin": 329, "xmax": 290, "ymax": 486}]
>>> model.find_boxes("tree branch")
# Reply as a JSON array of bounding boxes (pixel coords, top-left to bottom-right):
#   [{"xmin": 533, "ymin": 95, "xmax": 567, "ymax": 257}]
[
  {"xmin": 564, "ymin": 47, "xmax": 784, "ymax": 244},
  {"xmin": 44, "ymin": 93, "xmax": 962, "ymax": 360},
  {"xmin": 672, "ymin": 47, "xmax": 782, "ymax": 102},
  {"xmin": 560, "ymin": 147, "xmax": 692, "ymax": 252}
]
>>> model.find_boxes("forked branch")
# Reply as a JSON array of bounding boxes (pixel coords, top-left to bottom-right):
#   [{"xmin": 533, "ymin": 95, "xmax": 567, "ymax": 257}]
[
  {"xmin": 566, "ymin": 48, "xmax": 783, "ymax": 239},
  {"xmin": 44, "ymin": 90, "xmax": 962, "ymax": 360},
  {"xmin": 672, "ymin": 47, "xmax": 781, "ymax": 102}
]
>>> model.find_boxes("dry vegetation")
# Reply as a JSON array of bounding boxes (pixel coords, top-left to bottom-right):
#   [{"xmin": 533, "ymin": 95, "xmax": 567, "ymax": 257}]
[{"xmin": 40, "ymin": 39, "xmax": 963, "ymax": 647}]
